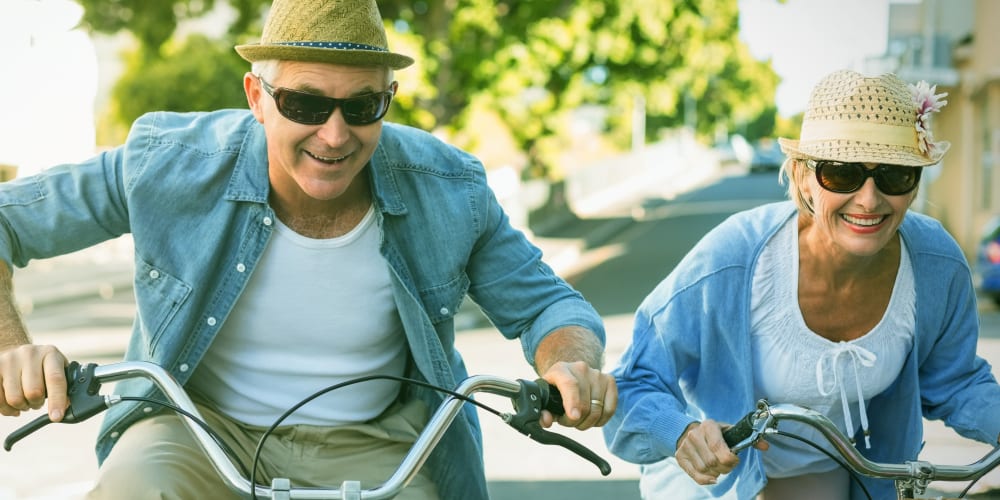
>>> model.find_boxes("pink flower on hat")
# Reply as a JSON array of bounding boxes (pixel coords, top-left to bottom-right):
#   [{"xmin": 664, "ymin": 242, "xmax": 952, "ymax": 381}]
[{"xmin": 909, "ymin": 80, "xmax": 948, "ymax": 157}]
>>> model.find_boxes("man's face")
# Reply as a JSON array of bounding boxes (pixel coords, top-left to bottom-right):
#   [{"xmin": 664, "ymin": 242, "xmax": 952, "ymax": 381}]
[{"xmin": 245, "ymin": 61, "xmax": 393, "ymax": 209}]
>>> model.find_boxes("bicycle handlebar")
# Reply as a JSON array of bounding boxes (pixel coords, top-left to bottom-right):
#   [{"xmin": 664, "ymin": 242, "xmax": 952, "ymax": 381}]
[
  {"xmin": 721, "ymin": 399, "xmax": 1000, "ymax": 498},
  {"xmin": 5, "ymin": 361, "xmax": 611, "ymax": 499}
]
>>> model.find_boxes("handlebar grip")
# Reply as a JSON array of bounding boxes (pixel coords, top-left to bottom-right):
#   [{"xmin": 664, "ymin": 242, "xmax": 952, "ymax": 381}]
[
  {"xmin": 722, "ymin": 410, "xmax": 756, "ymax": 448},
  {"xmin": 534, "ymin": 378, "xmax": 565, "ymax": 417}
]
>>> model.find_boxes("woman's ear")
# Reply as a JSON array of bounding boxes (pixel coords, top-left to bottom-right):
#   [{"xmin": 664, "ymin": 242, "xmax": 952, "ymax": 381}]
[{"xmin": 793, "ymin": 159, "xmax": 817, "ymax": 215}]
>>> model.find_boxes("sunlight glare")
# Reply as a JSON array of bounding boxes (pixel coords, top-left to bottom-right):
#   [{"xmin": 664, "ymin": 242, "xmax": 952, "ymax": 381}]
[{"xmin": 0, "ymin": 0, "xmax": 97, "ymax": 177}]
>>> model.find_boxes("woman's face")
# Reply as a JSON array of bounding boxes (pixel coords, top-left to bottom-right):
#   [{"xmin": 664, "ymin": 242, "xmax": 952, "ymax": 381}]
[{"xmin": 800, "ymin": 160, "xmax": 917, "ymax": 258}]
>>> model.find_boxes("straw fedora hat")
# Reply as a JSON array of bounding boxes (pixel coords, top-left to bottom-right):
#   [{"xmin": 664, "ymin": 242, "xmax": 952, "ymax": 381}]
[
  {"xmin": 235, "ymin": 0, "xmax": 414, "ymax": 69},
  {"xmin": 779, "ymin": 69, "xmax": 950, "ymax": 167}
]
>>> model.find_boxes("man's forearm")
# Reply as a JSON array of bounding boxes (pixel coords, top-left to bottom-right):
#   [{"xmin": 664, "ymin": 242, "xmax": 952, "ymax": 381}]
[
  {"xmin": 0, "ymin": 262, "xmax": 29, "ymax": 348},
  {"xmin": 534, "ymin": 325, "xmax": 604, "ymax": 374}
]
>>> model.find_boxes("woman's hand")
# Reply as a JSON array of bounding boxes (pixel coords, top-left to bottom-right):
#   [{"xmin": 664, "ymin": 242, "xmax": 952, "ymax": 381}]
[{"xmin": 675, "ymin": 419, "xmax": 769, "ymax": 484}]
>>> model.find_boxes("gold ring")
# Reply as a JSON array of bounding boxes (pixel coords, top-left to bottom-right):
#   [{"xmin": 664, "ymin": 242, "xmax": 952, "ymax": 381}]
[{"xmin": 590, "ymin": 399, "xmax": 604, "ymax": 408}]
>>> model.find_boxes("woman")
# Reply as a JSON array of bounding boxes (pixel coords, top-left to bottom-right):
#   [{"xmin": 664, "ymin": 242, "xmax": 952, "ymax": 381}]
[{"xmin": 602, "ymin": 69, "xmax": 1000, "ymax": 499}]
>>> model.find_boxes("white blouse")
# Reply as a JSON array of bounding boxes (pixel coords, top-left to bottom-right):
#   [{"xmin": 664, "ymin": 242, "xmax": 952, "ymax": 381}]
[{"xmin": 750, "ymin": 218, "xmax": 915, "ymax": 478}]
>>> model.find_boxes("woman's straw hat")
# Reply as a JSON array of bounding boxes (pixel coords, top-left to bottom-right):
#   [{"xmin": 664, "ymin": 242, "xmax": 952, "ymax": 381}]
[
  {"xmin": 235, "ymin": 0, "xmax": 414, "ymax": 69},
  {"xmin": 779, "ymin": 69, "xmax": 950, "ymax": 167}
]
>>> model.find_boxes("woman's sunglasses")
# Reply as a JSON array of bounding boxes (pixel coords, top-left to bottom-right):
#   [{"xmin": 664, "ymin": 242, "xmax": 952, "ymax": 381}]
[
  {"xmin": 806, "ymin": 160, "xmax": 922, "ymax": 196},
  {"xmin": 257, "ymin": 75, "xmax": 395, "ymax": 126}
]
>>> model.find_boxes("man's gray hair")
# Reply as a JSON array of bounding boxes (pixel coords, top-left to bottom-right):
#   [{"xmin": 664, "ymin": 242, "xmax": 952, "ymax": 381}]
[{"xmin": 250, "ymin": 60, "xmax": 393, "ymax": 86}]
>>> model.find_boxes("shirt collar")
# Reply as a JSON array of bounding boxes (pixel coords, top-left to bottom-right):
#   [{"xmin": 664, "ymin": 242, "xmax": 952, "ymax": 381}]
[{"xmin": 225, "ymin": 118, "xmax": 270, "ymax": 204}]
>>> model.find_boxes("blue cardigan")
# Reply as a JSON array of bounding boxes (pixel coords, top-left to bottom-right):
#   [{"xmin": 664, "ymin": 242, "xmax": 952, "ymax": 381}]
[{"xmin": 603, "ymin": 201, "xmax": 1000, "ymax": 499}]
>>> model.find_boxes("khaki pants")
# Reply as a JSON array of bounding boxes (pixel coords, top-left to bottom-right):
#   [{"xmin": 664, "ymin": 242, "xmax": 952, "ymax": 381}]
[{"xmin": 87, "ymin": 398, "xmax": 439, "ymax": 500}]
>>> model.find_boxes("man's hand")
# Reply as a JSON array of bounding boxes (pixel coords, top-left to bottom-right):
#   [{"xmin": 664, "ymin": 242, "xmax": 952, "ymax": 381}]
[
  {"xmin": 539, "ymin": 360, "xmax": 617, "ymax": 430},
  {"xmin": 533, "ymin": 326, "xmax": 617, "ymax": 430},
  {"xmin": 0, "ymin": 344, "xmax": 69, "ymax": 421}
]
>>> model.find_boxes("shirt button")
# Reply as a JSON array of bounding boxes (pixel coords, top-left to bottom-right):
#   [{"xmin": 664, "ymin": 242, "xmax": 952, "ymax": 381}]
[
  {"xmin": 110, "ymin": 432, "xmax": 120, "ymax": 439},
  {"xmin": 263, "ymin": 216, "xmax": 273, "ymax": 226},
  {"xmin": 149, "ymin": 270, "xmax": 160, "ymax": 279},
  {"xmin": 439, "ymin": 307, "xmax": 449, "ymax": 315},
  {"xmin": 179, "ymin": 363, "xmax": 189, "ymax": 372},
  {"xmin": 207, "ymin": 317, "xmax": 217, "ymax": 326},
  {"xmin": 236, "ymin": 263, "xmax": 246, "ymax": 273},
  {"xmin": 143, "ymin": 406, "xmax": 153, "ymax": 413}
]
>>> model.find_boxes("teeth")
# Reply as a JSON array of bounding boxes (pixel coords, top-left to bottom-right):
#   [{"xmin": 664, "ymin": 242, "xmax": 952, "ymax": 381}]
[
  {"xmin": 842, "ymin": 214, "xmax": 884, "ymax": 226},
  {"xmin": 307, "ymin": 151, "xmax": 347, "ymax": 162}
]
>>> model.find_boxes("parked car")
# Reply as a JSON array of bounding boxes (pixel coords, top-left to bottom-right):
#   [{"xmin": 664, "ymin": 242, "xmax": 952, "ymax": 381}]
[
  {"xmin": 975, "ymin": 216, "xmax": 1000, "ymax": 307},
  {"xmin": 748, "ymin": 138, "xmax": 785, "ymax": 173},
  {"xmin": 712, "ymin": 134, "xmax": 753, "ymax": 170}
]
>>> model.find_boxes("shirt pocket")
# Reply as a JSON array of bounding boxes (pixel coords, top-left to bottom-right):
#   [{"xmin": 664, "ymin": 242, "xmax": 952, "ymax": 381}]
[
  {"xmin": 418, "ymin": 273, "xmax": 470, "ymax": 325},
  {"xmin": 133, "ymin": 257, "xmax": 191, "ymax": 355}
]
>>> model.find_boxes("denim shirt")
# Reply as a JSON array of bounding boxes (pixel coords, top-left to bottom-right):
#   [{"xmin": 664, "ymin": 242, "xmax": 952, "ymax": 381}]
[
  {"xmin": 603, "ymin": 201, "xmax": 1000, "ymax": 499},
  {"xmin": 0, "ymin": 109, "xmax": 605, "ymax": 499}
]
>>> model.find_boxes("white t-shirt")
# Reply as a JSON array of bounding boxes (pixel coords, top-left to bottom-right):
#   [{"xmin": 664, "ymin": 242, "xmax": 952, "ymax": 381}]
[{"xmin": 188, "ymin": 205, "xmax": 408, "ymax": 426}]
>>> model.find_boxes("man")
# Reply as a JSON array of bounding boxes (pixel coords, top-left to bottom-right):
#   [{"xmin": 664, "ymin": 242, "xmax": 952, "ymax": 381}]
[{"xmin": 0, "ymin": 0, "xmax": 616, "ymax": 498}]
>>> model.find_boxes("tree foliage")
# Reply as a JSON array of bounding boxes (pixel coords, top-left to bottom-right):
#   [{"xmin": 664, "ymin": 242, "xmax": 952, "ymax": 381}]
[
  {"xmin": 378, "ymin": 0, "xmax": 779, "ymax": 176},
  {"xmin": 76, "ymin": 0, "xmax": 780, "ymax": 179},
  {"xmin": 111, "ymin": 34, "xmax": 251, "ymax": 125}
]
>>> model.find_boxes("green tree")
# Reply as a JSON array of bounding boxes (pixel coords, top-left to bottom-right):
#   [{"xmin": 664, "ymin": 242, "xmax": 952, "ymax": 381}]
[
  {"xmin": 76, "ymin": 0, "xmax": 270, "ymax": 57},
  {"xmin": 112, "ymin": 34, "xmax": 250, "ymax": 126},
  {"xmin": 77, "ymin": 0, "xmax": 780, "ymax": 179},
  {"xmin": 378, "ymin": 0, "xmax": 779, "ymax": 177}
]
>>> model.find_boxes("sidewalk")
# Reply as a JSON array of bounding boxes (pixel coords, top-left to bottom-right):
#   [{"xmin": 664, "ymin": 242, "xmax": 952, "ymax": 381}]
[{"xmin": 12, "ymin": 237, "xmax": 135, "ymax": 315}]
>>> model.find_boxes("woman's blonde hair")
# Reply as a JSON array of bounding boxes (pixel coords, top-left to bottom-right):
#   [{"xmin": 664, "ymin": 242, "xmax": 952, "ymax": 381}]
[{"xmin": 780, "ymin": 157, "xmax": 813, "ymax": 216}]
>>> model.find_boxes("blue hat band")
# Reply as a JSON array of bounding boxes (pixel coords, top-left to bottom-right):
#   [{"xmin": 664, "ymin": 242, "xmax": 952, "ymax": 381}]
[{"xmin": 273, "ymin": 41, "xmax": 387, "ymax": 52}]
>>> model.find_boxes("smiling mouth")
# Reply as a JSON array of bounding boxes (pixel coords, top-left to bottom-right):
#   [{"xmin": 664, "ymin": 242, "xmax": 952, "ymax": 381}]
[
  {"xmin": 841, "ymin": 214, "xmax": 886, "ymax": 227},
  {"xmin": 306, "ymin": 150, "xmax": 349, "ymax": 164}
]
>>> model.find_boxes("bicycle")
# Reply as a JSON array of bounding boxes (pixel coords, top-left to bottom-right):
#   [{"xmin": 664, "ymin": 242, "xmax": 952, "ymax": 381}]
[
  {"xmin": 4, "ymin": 360, "xmax": 612, "ymax": 499},
  {"xmin": 722, "ymin": 398, "xmax": 1000, "ymax": 500}
]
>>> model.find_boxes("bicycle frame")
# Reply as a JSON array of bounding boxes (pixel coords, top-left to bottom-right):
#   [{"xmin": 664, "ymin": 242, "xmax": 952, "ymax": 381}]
[
  {"xmin": 5, "ymin": 361, "xmax": 611, "ymax": 500},
  {"xmin": 723, "ymin": 399, "xmax": 1000, "ymax": 499}
]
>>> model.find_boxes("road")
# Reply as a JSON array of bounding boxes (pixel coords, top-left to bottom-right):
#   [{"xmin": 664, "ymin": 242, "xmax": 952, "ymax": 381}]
[
  {"xmin": 5, "ymin": 169, "xmax": 1000, "ymax": 499},
  {"xmin": 563, "ymin": 169, "xmax": 789, "ymax": 313}
]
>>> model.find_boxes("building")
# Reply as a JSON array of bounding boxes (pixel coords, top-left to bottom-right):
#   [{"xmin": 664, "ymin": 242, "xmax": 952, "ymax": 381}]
[{"xmin": 870, "ymin": 0, "xmax": 1000, "ymax": 259}]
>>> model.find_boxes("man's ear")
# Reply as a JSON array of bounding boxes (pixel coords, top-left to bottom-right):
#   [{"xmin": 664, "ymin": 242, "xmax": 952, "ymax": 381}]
[{"xmin": 244, "ymin": 72, "xmax": 265, "ymax": 123}]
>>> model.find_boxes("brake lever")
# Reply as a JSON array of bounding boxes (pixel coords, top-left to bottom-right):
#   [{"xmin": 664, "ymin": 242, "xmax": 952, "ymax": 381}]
[
  {"xmin": 504, "ymin": 378, "xmax": 612, "ymax": 476},
  {"xmin": 722, "ymin": 399, "xmax": 773, "ymax": 454},
  {"xmin": 4, "ymin": 362, "xmax": 108, "ymax": 451}
]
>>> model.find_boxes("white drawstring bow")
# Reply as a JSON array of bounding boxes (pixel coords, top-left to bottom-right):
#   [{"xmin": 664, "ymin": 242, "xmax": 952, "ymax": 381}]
[{"xmin": 815, "ymin": 342, "xmax": 878, "ymax": 448}]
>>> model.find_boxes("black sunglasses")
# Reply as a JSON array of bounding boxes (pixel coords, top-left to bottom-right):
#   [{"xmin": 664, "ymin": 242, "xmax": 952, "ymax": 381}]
[
  {"xmin": 257, "ymin": 75, "xmax": 395, "ymax": 126},
  {"xmin": 806, "ymin": 160, "xmax": 922, "ymax": 196}
]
